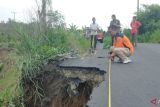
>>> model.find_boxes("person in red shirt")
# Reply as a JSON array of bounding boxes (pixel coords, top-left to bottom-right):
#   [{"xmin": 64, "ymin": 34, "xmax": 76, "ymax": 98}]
[{"xmin": 130, "ymin": 16, "xmax": 141, "ymax": 47}]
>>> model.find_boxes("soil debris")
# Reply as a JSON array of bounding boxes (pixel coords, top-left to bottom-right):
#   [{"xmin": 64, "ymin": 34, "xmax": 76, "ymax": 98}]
[{"xmin": 22, "ymin": 58, "xmax": 105, "ymax": 107}]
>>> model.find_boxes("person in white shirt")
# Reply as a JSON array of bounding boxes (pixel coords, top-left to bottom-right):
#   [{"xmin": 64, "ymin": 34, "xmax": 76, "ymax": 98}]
[{"xmin": 90, "ymin": 17, "xmax": 99, "ymax": 51}]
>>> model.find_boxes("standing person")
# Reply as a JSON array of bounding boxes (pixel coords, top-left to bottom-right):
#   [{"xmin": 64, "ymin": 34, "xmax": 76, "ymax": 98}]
[
  {"xmin": 108, "ymin": 27, "xmax": 134, "ymax": 64},
  {"xmin": 109, "ymin": 14, "xmax": 121, "ymax": 46},
  {"xmin": 90, "ymin": 17, "xmax": 99, "ymax": 53},
  {"xmin": 130, "ymin": 16, "xmax": 141, "ymax": 47},
  {"xmin": 110, "ymin": 14, "xmax": 121, "ymax": 28}
]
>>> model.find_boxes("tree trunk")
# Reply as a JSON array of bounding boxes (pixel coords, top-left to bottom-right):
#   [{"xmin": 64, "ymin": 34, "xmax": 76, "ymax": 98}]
[{"xmin": 39, "ymin": 0, "xmax": 47, "ymax": 34}]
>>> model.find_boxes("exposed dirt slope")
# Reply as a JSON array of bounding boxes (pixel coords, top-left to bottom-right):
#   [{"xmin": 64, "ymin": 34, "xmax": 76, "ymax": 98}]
[{"xmin": 23, "ymin": 58, "xmax": 105, "ymax": 107}]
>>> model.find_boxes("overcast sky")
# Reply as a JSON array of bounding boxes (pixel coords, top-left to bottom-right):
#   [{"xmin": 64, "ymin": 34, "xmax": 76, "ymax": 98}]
[{"xmin": 0, "ymin": 0, "xmax": 160, "ymax": 30}]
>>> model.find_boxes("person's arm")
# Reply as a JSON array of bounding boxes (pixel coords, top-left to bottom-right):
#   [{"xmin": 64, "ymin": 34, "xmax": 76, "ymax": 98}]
[
  {"xmin": 89, "ymin": 24, "xmax": 93, "ymax": 35},
  {"xmin": 117, "ymin": 20, "xmax": 120, "ymax": 27},
  {"xmin": 137, "ymin": 21, "xmax": 141, "ymax": 28},
  {"xmin": 123, "ymin": 36, "xmax": 134, "ymax": 55},
  {"xmin": 90, "ymin": 24, "xmax": 92, "ymax": 30},
  {"xmin": 110, "ymin": 21, "xmax": 113, "ymax": 27},
  {"xmin": 113, "ymin": 20, "xmax": 121, "ymax": 28},
  {"xmin": 130, "ymin": 21, "xmax": 133, "ymax": 28},
  {"xmin": 113, "ymin": 37, "xmax": 122, "ymax": 47},
  {"xmin": 108, "ymin": 46, "xmax": 115, "ymax": 61}
]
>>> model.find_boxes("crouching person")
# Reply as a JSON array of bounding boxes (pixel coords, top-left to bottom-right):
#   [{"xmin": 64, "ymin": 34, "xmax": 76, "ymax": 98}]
[{"xmin": 108, "ymin": 27, "xmax": 134, "ymax": 64}]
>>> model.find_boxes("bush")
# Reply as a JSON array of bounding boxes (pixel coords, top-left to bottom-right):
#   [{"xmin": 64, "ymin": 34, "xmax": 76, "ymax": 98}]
[
  {"xmin": 103, "ymin": 32, "xmax": 112, "ymax": 49},
  {"xmin": 138, "ymin": 4, "xmax": 160, "ymax": 34},
  {"xmin": 138, "ymin": 32, "xmax": 151, "ymax": 43},
  {"xmin": 149, "ymin": 29, "xmax": 160, "ymax": 43},
  {"xmin": 0, "ymin": 21, "xmax": 90, "ymax": 106},
  {"xmin": 123, "ymin": 28, "xmax": 132, "ymax": 40},
  {"xmin": 123, "ymin": 28, "xmax": 152, "ymax": 43}
]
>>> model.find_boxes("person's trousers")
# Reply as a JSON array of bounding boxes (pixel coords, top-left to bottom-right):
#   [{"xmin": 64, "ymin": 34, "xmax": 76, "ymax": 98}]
[
  {"xmin": 90, "ymin": 35, "xmax": 97, "ymax": 49},
  {"xmin": 112, "ymin": 47, "xmax": 131, "ymax": 61},
  {"xmin": 131, "ymin": 33, "xmax": 137, "ymax": 46}
]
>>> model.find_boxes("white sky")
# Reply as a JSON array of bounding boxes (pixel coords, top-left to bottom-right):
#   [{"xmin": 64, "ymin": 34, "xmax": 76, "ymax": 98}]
[{"xmin": 0, "ymin": 0, "xmax": 160, "ymax": 30}]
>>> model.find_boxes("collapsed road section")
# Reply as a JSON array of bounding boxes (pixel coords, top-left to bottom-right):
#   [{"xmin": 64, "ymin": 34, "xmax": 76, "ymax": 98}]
[{"xmin": 22, "ymin": 58, "xmax": 106, "ymax": 107}]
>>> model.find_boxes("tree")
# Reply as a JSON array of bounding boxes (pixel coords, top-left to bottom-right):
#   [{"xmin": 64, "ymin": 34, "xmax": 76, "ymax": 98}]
[
  {"xmin": 36, "ymin": 0, "xmax": 52, "ymax": 33},
  {"xmin": 69, "ymin": 24, "xmax": 78, "ymax": 32},
  {"xmin": 47, "ymin": 10, "xmax": 65, "ymax": 28},
  {"xmin": 35, "ymin": 0, "xmax": 65, "ymax": 32},
  {"xmin": 137, "ymin": 4, "xmax": 160, "ymax": 34}
]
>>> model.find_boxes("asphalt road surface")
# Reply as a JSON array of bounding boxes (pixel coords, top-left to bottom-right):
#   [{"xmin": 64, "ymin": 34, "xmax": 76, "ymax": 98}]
[{"xmin": 60, "ymin": 43, "xmax": 160, "ymax": 107}]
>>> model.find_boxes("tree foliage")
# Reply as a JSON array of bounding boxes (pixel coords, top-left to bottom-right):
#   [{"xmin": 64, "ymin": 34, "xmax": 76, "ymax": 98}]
[
  {"xmin": 137, "ymin": 4, "xmax": 160, "ymax": 34},
  {"xmin": 47, "ymin": 10, "xmax": 65, "ymax": 27}
]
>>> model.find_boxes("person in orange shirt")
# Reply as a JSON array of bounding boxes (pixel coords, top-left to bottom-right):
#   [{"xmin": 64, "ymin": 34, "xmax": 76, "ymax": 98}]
[
  {"xmin": 108, "ymin": 27, "xmax": 134, "ymax": 64},
  {"xmin": 130, "ymin": 16, "xmax": 141, "ymax": 47}
]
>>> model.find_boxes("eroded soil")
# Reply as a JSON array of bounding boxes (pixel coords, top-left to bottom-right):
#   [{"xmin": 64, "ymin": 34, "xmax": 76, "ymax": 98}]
[{"xmin": 22, "ymin": 58, "xmax": 105, "ymax": 107}]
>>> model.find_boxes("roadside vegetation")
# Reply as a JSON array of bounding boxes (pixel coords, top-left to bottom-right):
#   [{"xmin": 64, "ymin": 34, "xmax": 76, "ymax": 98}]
[
  {"xmin": 0, "ymin": 2, "xmax": 160, "ymax": 106},
  {"xmin": 104, "ymin": 4, "xmax": 160, "ymax": 48},
  {"xmin": 0, "ymin": 2, "xmax": 89, "ymax": 106},
  {"xmin": 103, "ymin": 32, "xmax": 112, "ymax": 49}
]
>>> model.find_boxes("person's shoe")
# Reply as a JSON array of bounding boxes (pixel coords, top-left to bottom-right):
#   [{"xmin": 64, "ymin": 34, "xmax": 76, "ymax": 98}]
[
  {"xmin": 91, "ymin": 49, "xmax": 94, "ymax": 53},
  {"xmin": 135, "ymin": 44, "xmax": 137, "ymax": 47},
  {"xmin": 116, "ymin": 59, "xmax": 123, "ymax": 63},
  {"xmin": 89, "ymin": 48, "xmax": 94, "ymax": 54},
  {"xmin": 94, "ymin": 50, "xmax": 97, "ymax": 54},
  {"xmin": 93, "ymin": 48, "xmax": 97, "ymax": 54},
  {"xmin": 123, "ymin": 58, "xmax": 132, "ymax": 64}
]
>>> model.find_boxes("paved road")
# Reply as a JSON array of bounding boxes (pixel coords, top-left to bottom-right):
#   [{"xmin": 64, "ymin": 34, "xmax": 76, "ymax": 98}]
[{"xmin": 60, "ymin": 43, "xmax": 160, "ymax": 107}]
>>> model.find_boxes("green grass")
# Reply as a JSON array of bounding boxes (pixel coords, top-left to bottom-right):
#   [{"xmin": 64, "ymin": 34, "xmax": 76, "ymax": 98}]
[
  {"xmin": 103, "ymin": 33, "xmax": 112, "ymax": 49},
  {"xmin": 66, "ymin": 32, "xmax": 89, "ymax": 55},
  {"xmin": 122, "ymin": 28, "xmax": 157, "ymax": 43},
  {"xmin": 0, "ymin": 52, "xmax": 21, "ymax": 107},
  {"xmin": 78, "ymin": 36, "xmax": 90, "ymax": 52},
  {"xmin": 137, "ymin": 32, "xmax": 151, "ymax": 43},
  {"xmin": 16, "ymin": 26, "xmax": 90, "ymax": 106},
  {"xmin": 1, "ymin": 21, "xmax": 159, "ymax": 106},
  {"xmin": 0, "ymin": 23, "xmax": 90, "ymax": 106},
  {"xmin": 149, "ymin": 29, "xmax": 160, "ymax": 43}
]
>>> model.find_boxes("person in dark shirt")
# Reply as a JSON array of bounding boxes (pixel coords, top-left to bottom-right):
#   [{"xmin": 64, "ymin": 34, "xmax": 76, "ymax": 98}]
[
  {"xmin": 109, "ymin": 14, "xmax": 121, "ymax": 46},
  {"xmin": 110, "ymin": 14, "xmax": 121, "ymax": 29}
]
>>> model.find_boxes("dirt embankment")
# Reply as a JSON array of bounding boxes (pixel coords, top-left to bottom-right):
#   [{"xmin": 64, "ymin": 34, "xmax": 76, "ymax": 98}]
[{"xmin": 22, "ymin": 58, "xmax": 105, "ymax": 107}]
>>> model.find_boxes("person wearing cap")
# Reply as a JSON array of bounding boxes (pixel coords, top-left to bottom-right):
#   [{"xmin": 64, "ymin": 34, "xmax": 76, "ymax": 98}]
[
  {"xmin": 109, "ymin": 14, "xmax": 121, "ymax": 46},
  {"xmin": 130, "ymin": 16, "xmax": 141, "ymax": 47},
  {"xmin": 89, "ymin": 17, "xmax": 99, "ymax": 52},
  {"xmin": 108, "ymin": 27, "xmax": 134, "ymax": 64}
]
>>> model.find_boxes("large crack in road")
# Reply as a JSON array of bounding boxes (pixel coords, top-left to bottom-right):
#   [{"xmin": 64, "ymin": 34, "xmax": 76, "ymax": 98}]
[{"xmin": 22, "ymin": 55, "xmax": 106, "ymax": 107}]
